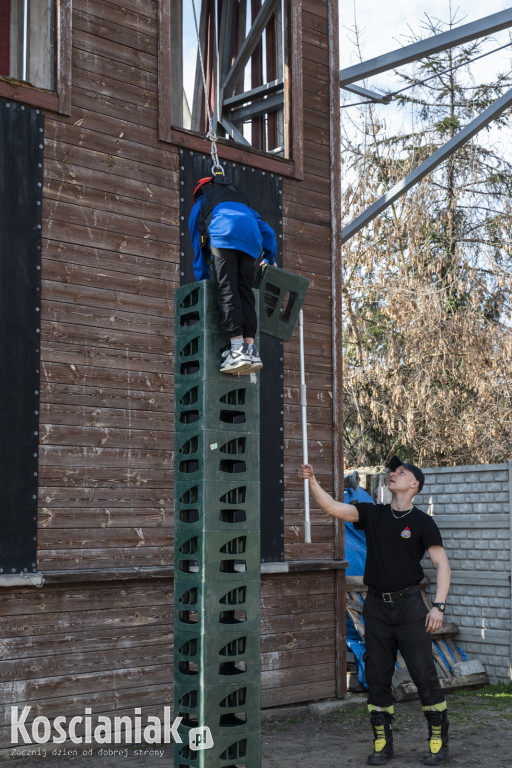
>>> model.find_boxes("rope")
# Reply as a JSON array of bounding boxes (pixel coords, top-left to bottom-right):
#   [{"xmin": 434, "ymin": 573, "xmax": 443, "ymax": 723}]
[
  {"xmin": 22, "ymin": 572, "xmax": 45, "ymax": 588},
  {"xmin": 191, "ymin": 0, "xmax": 225, "ymax": 176}
]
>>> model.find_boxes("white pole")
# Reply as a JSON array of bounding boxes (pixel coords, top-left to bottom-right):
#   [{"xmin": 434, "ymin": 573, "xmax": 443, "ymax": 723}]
[
  {"xmin": 22, "ymin": 0, "xmax": 29, "ymax": 82},
  {"xmin": 299, "ymin": 309, "xmax": 311, "ymax": 543}
]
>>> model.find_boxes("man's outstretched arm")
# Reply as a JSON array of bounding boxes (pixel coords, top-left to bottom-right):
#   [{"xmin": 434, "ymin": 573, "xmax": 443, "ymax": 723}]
[{"xmin": 298, "ymin": 464, "xmax": 359, "ymax": 522}]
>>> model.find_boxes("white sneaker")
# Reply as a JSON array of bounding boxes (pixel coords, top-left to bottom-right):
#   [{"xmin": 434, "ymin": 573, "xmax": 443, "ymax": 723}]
[
  {"xmin": 220, "ymin": 347, "xmax": 252, "ymax": 375},
  {"xmin": 247, "ymin": 345, "xmax": 263, "ymax": 372}
]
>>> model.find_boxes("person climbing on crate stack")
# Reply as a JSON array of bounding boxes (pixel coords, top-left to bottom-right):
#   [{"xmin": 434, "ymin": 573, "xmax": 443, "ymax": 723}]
[
  {"xmin": 298, "ymin": 455, "xmax": 452, "ymax": 766},
  {"xmin": 189, "ymin": 173, "xmax": 277, "ymax": 376}
]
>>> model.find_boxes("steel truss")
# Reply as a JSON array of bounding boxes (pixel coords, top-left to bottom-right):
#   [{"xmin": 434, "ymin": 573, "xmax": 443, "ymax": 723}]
[
  {"xmin": 339, "ymin": 9, "xmax": 512, "ymax": 242},
  {"xmin": 189, "ymin": 0, "xmax": 285, "ymax": 153}
]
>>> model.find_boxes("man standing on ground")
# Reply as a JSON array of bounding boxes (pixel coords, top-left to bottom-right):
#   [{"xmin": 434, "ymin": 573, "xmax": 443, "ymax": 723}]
[{"xmin": 298, "ymin": 456, "xmax": 451, "ymax": 766}]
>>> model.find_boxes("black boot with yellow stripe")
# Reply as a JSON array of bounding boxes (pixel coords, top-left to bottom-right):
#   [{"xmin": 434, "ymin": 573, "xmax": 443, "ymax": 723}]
[
  {"xmin": 367, "ymin": 707, "xmax": 394, "ymax": 765},
  {"xmin": 422, "ymin": 704, "xmax": 449, "ymax": 765}
]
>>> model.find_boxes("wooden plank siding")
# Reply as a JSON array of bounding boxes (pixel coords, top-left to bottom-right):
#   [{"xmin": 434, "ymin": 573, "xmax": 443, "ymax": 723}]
[{"xmin": 0, "ymin": 0, "xmax": 343, "ymax": 747}]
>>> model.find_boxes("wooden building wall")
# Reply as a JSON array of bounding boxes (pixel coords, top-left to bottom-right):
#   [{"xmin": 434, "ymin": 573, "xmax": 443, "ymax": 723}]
[{"xmin": 0, "ymin": 0, "xmax": 343, "ymax": 749}]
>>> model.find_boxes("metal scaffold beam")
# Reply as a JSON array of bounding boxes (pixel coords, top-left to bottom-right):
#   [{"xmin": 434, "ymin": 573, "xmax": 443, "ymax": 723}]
[
  {"xmin": 341, "ymin": 86, "xmax": 512, "ymax": 243},
  {"xmin": 339, "ymin": 9, "xmax": 512, "ymax": 243},
  {"xmin": 340, "ymin": 8, "xmax": 512, "ymax": 86}
]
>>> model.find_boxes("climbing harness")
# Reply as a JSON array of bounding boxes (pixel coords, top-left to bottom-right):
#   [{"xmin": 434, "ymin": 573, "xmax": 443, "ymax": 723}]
[
  {"xmin": 195, "ymin": 176, "xmax": 249, "ymax": 258},
  {"xmin": 191, "ymin": 0, "xmax": 225, "ymax": 177}
]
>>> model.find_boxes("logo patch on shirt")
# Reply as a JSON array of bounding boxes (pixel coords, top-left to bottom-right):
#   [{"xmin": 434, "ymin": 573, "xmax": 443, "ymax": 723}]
[{"xmin": 401, "ymin": 527, "xmax": 412, "ymax": 539}]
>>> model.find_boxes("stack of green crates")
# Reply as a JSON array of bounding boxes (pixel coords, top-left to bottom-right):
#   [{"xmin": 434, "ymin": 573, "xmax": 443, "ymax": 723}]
[{"xmin": 174, "ymin": 281, "xmax": 261, "ymax": 768}]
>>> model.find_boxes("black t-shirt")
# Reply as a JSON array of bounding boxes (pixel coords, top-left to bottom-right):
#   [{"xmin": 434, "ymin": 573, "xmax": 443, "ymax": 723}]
[{"xmin": 353, "ymin": 502, "xmax": 443, "ymax": 593}]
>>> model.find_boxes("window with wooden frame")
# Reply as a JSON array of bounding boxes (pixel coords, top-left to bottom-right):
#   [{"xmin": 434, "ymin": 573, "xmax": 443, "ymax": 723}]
[
  {"xmin": 0, "ymin": 0, "xmax": 71, "ymax": 114},
  {"xmin": 159, "ymin": 0, "xmax": 303, "ymax": 176}
]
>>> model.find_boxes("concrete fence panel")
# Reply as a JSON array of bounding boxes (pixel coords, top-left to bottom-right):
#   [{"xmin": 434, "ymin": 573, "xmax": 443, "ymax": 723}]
[{"xmin": 416, "ymin": 463, "xmax": 512, "ymax": 685}]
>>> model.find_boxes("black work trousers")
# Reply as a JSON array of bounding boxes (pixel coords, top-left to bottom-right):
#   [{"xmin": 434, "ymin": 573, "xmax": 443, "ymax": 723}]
[
  {"xmin": 210, "ymin": 247, "xmax": 258, "ymax": 339},
  {"xmin": 363, "ymin": 590, "xmax": 445, "ymax": 708}
]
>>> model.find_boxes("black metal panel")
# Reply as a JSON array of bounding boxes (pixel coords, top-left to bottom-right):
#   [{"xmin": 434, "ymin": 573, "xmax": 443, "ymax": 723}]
[
  {"xmin": 0, "ymin": 101, "xmax": 43, "ymax": 574},
  {"xmin": 179, "ymin": 150, "xmax": 284, "ymax": 562}
]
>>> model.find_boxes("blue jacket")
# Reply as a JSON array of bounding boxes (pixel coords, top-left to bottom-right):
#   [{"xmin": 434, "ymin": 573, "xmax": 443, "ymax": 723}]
[{"xmin": 189, "ymin": 199, "xmax": 277, "ymax": 281}]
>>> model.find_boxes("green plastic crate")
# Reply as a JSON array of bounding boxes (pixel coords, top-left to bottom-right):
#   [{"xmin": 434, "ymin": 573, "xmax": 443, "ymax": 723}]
[
  {"xmin": 174, "ymin": 479, "xmax": 260, "ymax": 533},
  {"xmin": 175, "ymin": 378, "xmax": 260, "ymax": 436},
  {"xmin": 175, "ymin": 681, "xmax": 261, "ymax": 728},
  {"xmin": 174, "ymin": 630, "xmax": 261, "ymax": 686},
  {"xmin": 175, "ymin": 280, "xmax": 259, "ymax": 341},
  {"xmin": 174, "ymin": 578, "xmax": 260, "ymax": 624},
  {"xmin": 175, "ymin": 281, "xmax": 221, "ymax": 333},
  {"xmin": 175, "ymin": 327, "xmax": 261, "ymax": 386},
  {"xmin": 254, "ymin": 263, "xmax": 310, "ymax": 341},
  {"xmin": 174, "ymin": 531, "xmax": 261, "ymax": 584},
  {"xmin": 175, "ymin": 328, "xmax": 230, "ymax": 382},
  {"xmin": 174, "ymin": 430, "xmax": 260, "ymax": 484}
]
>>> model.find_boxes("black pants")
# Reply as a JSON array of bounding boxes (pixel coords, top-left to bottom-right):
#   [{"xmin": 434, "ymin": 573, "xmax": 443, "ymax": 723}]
[
  {"xmin": 363, "ymin": 590, "xmax": 445, "ymax": 708},
  {"xmin": 210, "ymin": 247, "xmax": 257, "ymax": 339}
]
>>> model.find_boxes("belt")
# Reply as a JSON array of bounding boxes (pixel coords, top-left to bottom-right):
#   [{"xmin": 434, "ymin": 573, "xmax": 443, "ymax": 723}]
[{"xmin": 368, "ymin": 585, "xmax": 420, "ymax": 603}]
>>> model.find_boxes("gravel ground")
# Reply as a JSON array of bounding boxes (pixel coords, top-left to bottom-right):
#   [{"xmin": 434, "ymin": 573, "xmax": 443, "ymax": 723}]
[{"xmin": 262, "ymin": 687, "xmax": 512, "ymax": 767}]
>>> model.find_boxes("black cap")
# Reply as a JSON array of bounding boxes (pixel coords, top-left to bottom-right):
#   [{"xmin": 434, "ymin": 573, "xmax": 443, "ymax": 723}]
[{"xmin": 387, "ymin": 456, "xmax": 425, "ymax": 493}]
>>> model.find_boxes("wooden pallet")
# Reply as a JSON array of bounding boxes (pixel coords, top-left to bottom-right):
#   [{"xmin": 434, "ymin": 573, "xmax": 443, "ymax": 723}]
[{"xmin": 345, "ymin": 576, "xmax": 489, "ymax": 700}]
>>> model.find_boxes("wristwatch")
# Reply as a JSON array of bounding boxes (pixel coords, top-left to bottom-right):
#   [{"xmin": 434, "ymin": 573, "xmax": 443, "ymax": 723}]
[{"xmin": 432, "ymin": 602, "xmax": 446, "ymax": 612}]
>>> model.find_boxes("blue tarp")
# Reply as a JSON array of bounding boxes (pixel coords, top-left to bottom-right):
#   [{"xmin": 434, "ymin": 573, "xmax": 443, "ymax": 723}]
[{"xmin": 344, "ymin": 486, "xmax": 373, "ymax": 689}]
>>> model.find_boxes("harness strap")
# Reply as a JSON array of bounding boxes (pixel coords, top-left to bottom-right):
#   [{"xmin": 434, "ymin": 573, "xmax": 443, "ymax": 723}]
[{"xmin": 197, "ymin": 178, "xmax": 250, "ymax": 257}]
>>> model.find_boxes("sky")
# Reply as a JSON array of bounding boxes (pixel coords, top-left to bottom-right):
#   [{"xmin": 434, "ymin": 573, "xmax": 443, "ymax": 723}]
[
  {"xmin": 339, "ymin": 0, "xmax": 512, "ymax": 93},
  {"xmin": 339, "ymin": 1, "xmax": 512, "ymax": 151}
]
